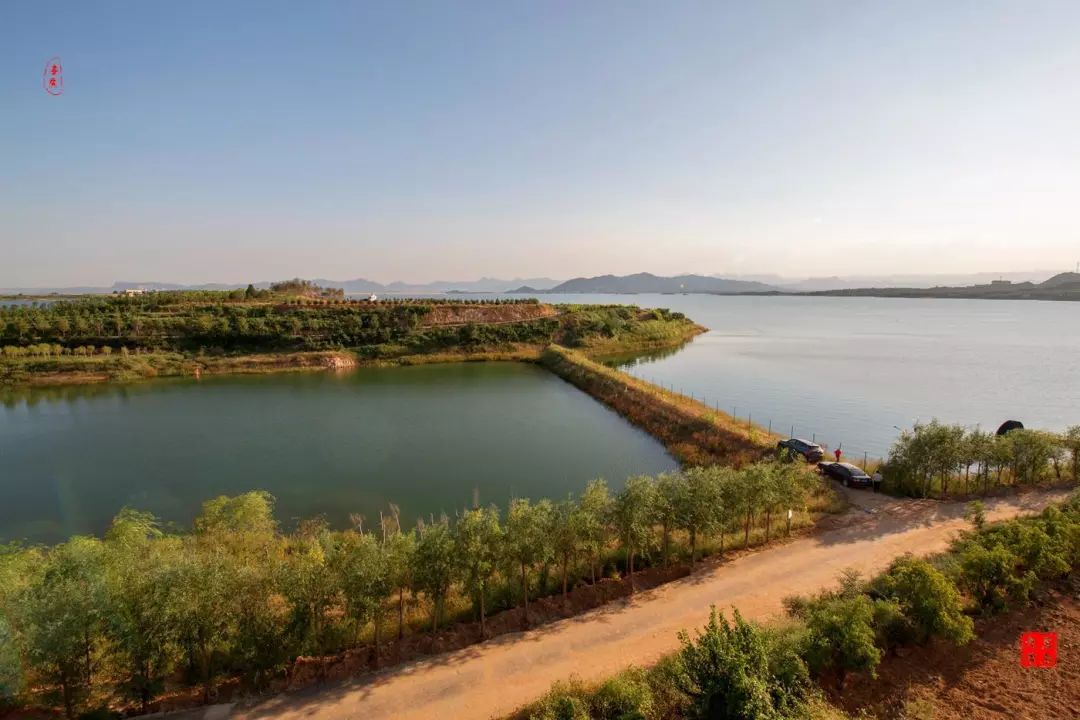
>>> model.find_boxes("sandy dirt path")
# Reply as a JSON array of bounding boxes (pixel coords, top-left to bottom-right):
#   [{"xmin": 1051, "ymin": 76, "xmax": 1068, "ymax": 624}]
[{"xmin": 236, "ymin": 489, "xmax": 1066, "ymax": 720}]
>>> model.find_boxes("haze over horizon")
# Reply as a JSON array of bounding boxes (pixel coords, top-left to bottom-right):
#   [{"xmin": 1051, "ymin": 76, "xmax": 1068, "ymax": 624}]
[{"xmin": 4, "ymin": 1, "xmax": 1080, "ymax": 287}]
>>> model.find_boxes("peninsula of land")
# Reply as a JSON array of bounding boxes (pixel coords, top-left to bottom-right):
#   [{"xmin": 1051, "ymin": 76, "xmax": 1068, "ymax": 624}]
[{"xmin": 0, "ymin": 281, "xmax": 704, "ymax": 387}]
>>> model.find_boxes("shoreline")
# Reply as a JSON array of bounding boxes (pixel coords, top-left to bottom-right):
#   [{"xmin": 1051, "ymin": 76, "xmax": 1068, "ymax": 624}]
[{"xmin": 0, "ymin": 325, "xmax": 708, "ymax": 390}]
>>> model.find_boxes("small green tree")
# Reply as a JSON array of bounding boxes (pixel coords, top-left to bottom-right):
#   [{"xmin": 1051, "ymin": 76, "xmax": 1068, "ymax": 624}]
[
  {"xmin": 655, "ymin": 472, "xmax": 687, "ymax": 566},
  {"xmin": 675, "ymin": 608, "xmax": 803, "ymax": 719},
  {"xmin": 800, "ymin": 594, "xmax": 882, "ymax": 691},
  {"xmin": 384, "ymin": 523, "xmax": 416, "ymax": 640},
  {"xmin": 953, "ymin": 541, "xmax": 1033, "ymax": 615},
  {"xmin": 0, "ymin": 543, "xmax": 41, "ymax": 704},
  {"xmin": 965, "ymin": 500, "xmax": 987, "ymax": 530},
  {"xmin": 871, "ymin": 555, "xmax": 973, "ymax": 646},
  {"xmin": 334, "ymin": 530, "xmax": 392, "ymax": 662},
  {"xmin": 0, "ymin": 615, "xmax": 22, "ymax": 703},
  {"xmin": 280, "ymin": 519, "xmax": 339, "ymax": 654},
  {"xmin": 577, "ymin": 479, "xmax": 613, "ymax": 584},
  {"xmin": 681, "ymin": 468, "xmax": 721, "ymax": 563},
  {"xmin": 739, "ymin": 464, "xmax": 768, "ymax": 547},
  {"xmin": 1064, "ymin": 426, "xmax": 1080, "ymax": 482},
  {"xmin": 1006, "ymin": 429, "xmax": 1057, "ymax": 485},
  {"xmin": 550, "ymin": 498, "xmax": 583, "ymax": 602},
  {"xmin": 505, "ymin": 499, "xmax": 554, "ymax": 625},
  {"xmin": 20, "ymin": 537, "xmax": 107, "ymax": 718},
  {"xmin": 102, "ymin": 509, "xmax": 182, "ymax": 713},
  {"xmin": 413, "ymin": 520, "xmax": 456, "ymax": 632},
  {"xmin": 614, "ymin": 476, "xmax": 657, "ymax": 591},
  {"xmin": 455, "ymin": 506, "xmax": 502, "ymax": 635}
]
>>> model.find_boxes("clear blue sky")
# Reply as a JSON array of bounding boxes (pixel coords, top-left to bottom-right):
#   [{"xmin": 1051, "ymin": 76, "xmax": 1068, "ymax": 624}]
[{"xmin": 3, "ymin": 1, "xmax": 1079, "ymax": 286}]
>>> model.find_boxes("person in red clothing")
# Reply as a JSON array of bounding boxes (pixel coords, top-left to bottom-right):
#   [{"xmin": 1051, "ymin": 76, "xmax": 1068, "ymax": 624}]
[{"xmin": 834, "ymin": 447, "xmax": 842, "ymax": 462}]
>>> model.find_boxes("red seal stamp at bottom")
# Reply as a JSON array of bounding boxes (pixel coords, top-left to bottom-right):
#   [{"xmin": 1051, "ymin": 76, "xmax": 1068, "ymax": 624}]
[{"xmin": 1019, "ymin": 632, "xmax": 1057, "ymax": 668}]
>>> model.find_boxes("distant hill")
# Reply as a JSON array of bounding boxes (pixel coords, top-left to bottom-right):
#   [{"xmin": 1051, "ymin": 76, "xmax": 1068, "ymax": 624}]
[
  {"xmin": 1038, "ymin": 272, "xmax": 1080, "ymax": 290},
  {"xmin": 1, "ymin": 277, "xmax": 563, "ymax": 296},
  {"xmin": 778, "ymin": 271, "xmax": 1059, "ymax": 292},
  {"xmin": 383, "ymin": 277, "xmax": 561, "ymax": 293},
  {"xmin": 801, "ymin": 272, "xmax": 1080, "ymax": 301},
  {"xmin": 514, "ymin": 272, "xmax": 778, "ymax": 295}
]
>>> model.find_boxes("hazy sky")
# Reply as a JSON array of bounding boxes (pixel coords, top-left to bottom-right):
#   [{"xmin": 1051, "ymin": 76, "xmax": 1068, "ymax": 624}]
[{"xmin": 3, "ymin": 1, "xmax": 1079, "ymax": 286}]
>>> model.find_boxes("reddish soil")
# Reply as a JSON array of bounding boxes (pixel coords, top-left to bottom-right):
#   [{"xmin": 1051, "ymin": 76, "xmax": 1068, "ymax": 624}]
[{"xmin": 839, "ymin": 582, "xmax": 1080, "ymax": 720}]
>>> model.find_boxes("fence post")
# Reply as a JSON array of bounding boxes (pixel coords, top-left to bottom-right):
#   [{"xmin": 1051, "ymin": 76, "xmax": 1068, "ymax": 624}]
[
  {"xmin": 768, "ymin": 419, "xmax": 772, "ymax": 434},
  {"xmin": 790, "ymin": 425, "xmax": 794, "ymax": 438}
]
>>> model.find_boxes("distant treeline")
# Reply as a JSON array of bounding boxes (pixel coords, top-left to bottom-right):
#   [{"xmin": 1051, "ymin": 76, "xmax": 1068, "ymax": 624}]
[
  {"xmin": 0, "ymin": 462, "xmax": 826, "ymax": 718},
  {"xmin": 882, "ymin": 420, "xmax": 1080, "ymax": 498},
  {"xmin": 0, "ymin": 293, "xmax": 688, "ymax": 358},
  {"xmin": 517, "ymin": 494, "xmax": 1080, "ymax": 720}
]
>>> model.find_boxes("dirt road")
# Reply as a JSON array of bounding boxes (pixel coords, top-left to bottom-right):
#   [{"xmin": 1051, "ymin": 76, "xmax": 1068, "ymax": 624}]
[{"xmin": 237, "ymin": 489, "xmax": 1066, "ymax": 720}]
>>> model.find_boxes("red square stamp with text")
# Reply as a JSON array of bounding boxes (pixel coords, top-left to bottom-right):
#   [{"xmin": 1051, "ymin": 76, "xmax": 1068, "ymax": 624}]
[{"xmin": 1019, "ymin": 632, "xmax": 1058, "ymax": 668}]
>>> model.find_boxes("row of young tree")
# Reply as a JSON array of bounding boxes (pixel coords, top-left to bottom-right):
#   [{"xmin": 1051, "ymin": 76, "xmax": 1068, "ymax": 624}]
[
  {"xmin": 0, "ymin": 296, "xmax": 654, "ymax": 356},
  {"xmin": 883, "ymin": 420, "xmax": 1080, "ymax": 498},
  {"xmin": 2, "ymin": 344, "xmax": 127, "ymax": 359},
  {"xmin": 0, "ymin": 462, "xmax": 816, "ymax": 718},
  {"xmin": 522, "ymin": 494, "xmax": 1080, "ymax": 720}
]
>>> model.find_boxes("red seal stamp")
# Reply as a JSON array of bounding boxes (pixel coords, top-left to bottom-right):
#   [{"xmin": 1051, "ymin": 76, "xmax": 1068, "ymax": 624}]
[
  {"xmin": 1019, "ymin": 631, "xmax": 1057, "ymax": 668},
  {"xmin": 43, "ymin": 57, "xmax": 63, "ymax": 96}
]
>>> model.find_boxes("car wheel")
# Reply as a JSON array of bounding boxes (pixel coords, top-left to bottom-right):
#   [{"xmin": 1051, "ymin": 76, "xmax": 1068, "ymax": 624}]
[{"xmin": 843, "ymin": 477, "xmax": 849, "ymax": 487}]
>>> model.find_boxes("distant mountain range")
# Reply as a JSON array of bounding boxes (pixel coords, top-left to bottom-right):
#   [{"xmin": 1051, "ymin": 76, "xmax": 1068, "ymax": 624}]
[
  {"xmin": 798, "ymin": 272, "xmax": 1080, "ymax": 301},
  {"xmin": 774, "ymin": 270, "xmax": 1061, "ymax": 292},
  {"xmin": 1, "ymin": 277, "xmax": 563, "ymax": 296},
  {"xmin": 5, "ymin": 270, "xmax": 1076, "ymax": 298},
  {"xmin": 510, "ymin": 273, "xmax": 779, "ymax": 294}
]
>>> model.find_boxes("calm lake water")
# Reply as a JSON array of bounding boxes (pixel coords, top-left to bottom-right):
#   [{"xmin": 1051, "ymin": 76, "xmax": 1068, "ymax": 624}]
[
  {"xmin": 524, "ymin": 293, "xmax": 1079, "ymax": 462},
  {"xmin": 4, "ymin": 293, "xmax": 1078, "ymax": 543},
  {"xmin": 0, "ymin": 363, "xmax": 676, "ymax": 543}
]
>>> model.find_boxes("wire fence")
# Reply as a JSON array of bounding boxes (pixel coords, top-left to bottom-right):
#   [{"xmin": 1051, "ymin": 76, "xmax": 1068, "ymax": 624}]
[{"xmin": 635, "ymin": 372, "xmax": 888, "ymax": 469}]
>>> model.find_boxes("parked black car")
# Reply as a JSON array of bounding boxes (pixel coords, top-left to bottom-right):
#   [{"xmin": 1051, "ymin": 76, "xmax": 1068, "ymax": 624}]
[
  {"xmin": 817, "ymin": 461, "xmax": 872, "ymax": 488},
  {"xmin": 777, "ymin": 438, "xmax": 825, "ymax": 462}
]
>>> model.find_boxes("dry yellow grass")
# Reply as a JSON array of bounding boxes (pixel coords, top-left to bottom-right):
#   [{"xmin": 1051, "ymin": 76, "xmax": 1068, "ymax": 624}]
[{"xmin": 540, "ymin": 344, "xmax": 779, "ymax": 467}]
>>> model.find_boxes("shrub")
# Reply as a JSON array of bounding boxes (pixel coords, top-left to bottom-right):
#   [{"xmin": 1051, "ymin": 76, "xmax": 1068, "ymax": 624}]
[
  {"xmin": 591, "ymin": 668, "xmax": 654, "ymax": 719},
  {"xmin": 953, "ymin": 542, "xmax": 1033, "ymax": 614},
  {"xmin": 800, "ymin": 595, "xmax": 882, "ymax": 690},
  {"xmin": 871, "ymin": 555, "xmax": 973, "ymax": 646},
  {"xmin": 674, "ymin": 607, "xmax": 805, "ymax": 719},
  {"xmin": 528, "ymin": 680, "xmax": 593, "ymax": 720}
]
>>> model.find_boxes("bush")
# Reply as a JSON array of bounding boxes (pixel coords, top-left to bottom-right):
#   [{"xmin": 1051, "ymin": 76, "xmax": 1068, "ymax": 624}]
[
  {"xmin": 674, "ymin": 608, "xmax": 805, "ymax": 719},
  {"xmin": 871, "ymin": 555, "xmax": 973, "ymax": 646},
  {"xmin": 800, "ymin": 595, "xmax": 882, "ymax": 690},
  {"xmin": 528, "ymin": 680, "xmax": 593, "ymax": 720},
  {"xmin": 953, "ymin": 542, "xmax": 1033, "ymax": 614},
  {"xmin": 592, "ymin": 668, "xmax": 654, "ymax": 719}
]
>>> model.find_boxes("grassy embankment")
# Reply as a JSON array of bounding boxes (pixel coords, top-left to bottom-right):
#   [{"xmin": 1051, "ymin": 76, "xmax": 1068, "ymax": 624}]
[{"xmin": 542, "ymin": 345, "xmax": 778, "ymax": 467}]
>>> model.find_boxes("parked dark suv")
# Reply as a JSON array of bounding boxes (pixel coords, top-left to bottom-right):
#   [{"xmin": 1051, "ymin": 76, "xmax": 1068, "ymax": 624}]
[
  {"xmin": 817, "ymin": 462, "xmax": 873, "ymax": 488},
  {"xmin": 776, "ymin": 438, "xmax": 825, "ymax": 462}
]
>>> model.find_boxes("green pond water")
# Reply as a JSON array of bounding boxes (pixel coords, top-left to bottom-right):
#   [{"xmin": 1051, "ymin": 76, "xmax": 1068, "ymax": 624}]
[{"xmin": 0, "ymin": 362, "xmax": 676, "ymax": 544}]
